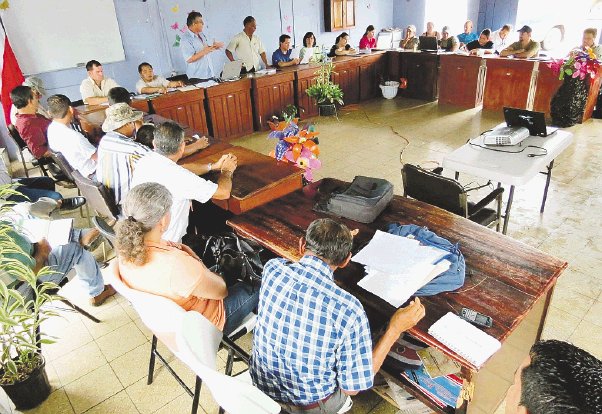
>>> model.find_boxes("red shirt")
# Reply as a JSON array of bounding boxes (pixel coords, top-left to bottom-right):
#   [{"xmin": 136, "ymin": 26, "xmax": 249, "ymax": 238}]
[
  {"xmin": 14, "ymin": 113, "xmax": 51, "ymax": 159},
  {"xmin": 359, "ymin": 36, "xmax": 376, "ymax": 49}
]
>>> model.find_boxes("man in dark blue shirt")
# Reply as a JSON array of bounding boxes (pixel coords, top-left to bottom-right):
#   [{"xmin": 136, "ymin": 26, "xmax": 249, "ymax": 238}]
[{"xmin": 272, "ymin": 34, "xmax": 300, "ymax": 68}]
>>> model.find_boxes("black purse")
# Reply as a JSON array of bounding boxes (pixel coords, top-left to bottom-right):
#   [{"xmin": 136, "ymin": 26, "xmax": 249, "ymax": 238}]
[{"xmin": 200, "ymin": 232, "xmax": 265, "ymax": 287}]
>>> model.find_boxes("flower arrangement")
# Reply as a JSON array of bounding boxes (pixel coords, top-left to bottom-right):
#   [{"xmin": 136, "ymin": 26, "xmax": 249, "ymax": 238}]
[
  {"xmin": 268, "ymin": 106, "xmax": 321, "ymax": 182},
  {"xmin": 548, "ymin": 48, "xmax": 600, "ymax": 81}
]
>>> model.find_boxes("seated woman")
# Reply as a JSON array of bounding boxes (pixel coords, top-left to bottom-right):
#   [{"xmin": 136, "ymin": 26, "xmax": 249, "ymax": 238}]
[
  {"xmin": 299, "ymin": 32, "xmax": 321, "ymax": 62},
  {"xmin": 439, "ymin": 26, "xmax": 459, "ymax": 52},
  {"xmin": 467, "ymin": 29, "xmax": 494, "ymax": 54},
  {"xmin": 115, "ymin": 182, "xmax": 259, "ymax": 336},
  {"xmin": 400, "ymin": 25, "xmax": 419, "ymax": 50},
  {"xmin": 422, "ymin": 21, "xmax": 441, "ymax": 40},
  {"xmin": 359, "ymin": 25, "xmax": 377, "ymax": 49},
  {"xmin": 328, "ymin": 32, "xmax": 356, "ymax": 57}
]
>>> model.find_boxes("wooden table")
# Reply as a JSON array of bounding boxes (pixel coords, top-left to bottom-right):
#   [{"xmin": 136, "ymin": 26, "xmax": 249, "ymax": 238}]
[
  {"xmin": 226, "ymin": 178, "xmax": 567, "ymax": 413},
  {"xmin": 147, "ymin": 88, "xmax": 210, "ymax": 136},
  {"xmin": 181, "ymin": 145, "xmax": 303, "ymax": 214},
  {"xmin": 482, "ymin": 58, "xmax": 536, "ymax": 111},
  {"xmin": 251, "ymin": 71, "xmax": 295, "ymax": 131},
  {"xmin": 438, "ymin": 54, "xmax": 486, "ymax": 108},
  {"xmin": 204, "ymin": 78, "xmax": 254, "ymax": 141},
  {"xmin": 387, "ymin": 51, "xmax": 440, "ymax": 101}
]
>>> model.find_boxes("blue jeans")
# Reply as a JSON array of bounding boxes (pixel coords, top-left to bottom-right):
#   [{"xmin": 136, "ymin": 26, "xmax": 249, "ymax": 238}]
[
  {"xmin": 222, "ymin": 282, "xmax": 259, "ymax": 337},
  {"xmin": 9, "ymin": 177, "xmax": 62, "ymax": 202}
]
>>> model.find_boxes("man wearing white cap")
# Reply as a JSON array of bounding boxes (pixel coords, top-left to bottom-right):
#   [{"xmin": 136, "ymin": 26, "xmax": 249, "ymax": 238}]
[
  {"xmin": 9, "ymin": 76, "xmax": 49, "ymax": 125},
  {"xmin": 96, "ymin": 103, "xmax": 150, "ymax": 206}
]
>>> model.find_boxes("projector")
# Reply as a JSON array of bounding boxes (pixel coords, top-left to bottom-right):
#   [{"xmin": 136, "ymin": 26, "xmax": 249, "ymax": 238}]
[{"xmin": 483, "ymin": 126, "xmax": 530, "ymax": 146}]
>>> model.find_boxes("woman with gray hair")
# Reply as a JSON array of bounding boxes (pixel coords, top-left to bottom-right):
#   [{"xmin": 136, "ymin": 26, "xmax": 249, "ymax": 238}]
[
  {"xmin": 10, "ymin": 76, "xmax": 49, "ymax": 125},
  {"xmin": 400, "ymin": 25, "xmax": 419, "ymax": 50},
  {"xmin": 115, "ymin": 182, "xmax": 258, "ymax": 336}
]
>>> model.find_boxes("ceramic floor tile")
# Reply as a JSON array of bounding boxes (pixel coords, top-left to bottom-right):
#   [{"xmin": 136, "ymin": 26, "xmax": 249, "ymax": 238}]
[
  {"xmin": 109, "ymin": 343, "xmax": 152, "ymax": 388},
  {"xmin": 63, "ymin": 364, "xmax": 123, "ymax": 414},
  {"xmin": 81, "ymin": 298, "xmax": 133, "ymax": 339},
  {"xmin": 549, "ymin": 286, "xmax": 596, "ymax": 320},
  {"xmin": 96, "ymin": 321, "xmax": 148, "ymax": 362},
  {"xmin": 84, "ymin": 390, "xmax": 139, "ymax": 414},
  {"xmin": 153, "ymin": 392, "xmax": 205, "ymax": 414},
  {"xmin": 53, "ymin": 340, "xmax": 107, "ymax": 386},
  {"xmin": 41, "ymin": 314, "xmax": 95, "ymax": 362},
  {"xmin": 569, "ymin": 320, "xmax": 602, "ymax": 360},
  {"xmin": 125, "ymin": 370, "xmax": 187, "ymax": 414},
  {"xmin": 541, "ymin": 306, "xmax": 581, "ymax": 341},
  {"xmin": 22, "ymin": 388, "xmax": 75, "ymax": 414}
]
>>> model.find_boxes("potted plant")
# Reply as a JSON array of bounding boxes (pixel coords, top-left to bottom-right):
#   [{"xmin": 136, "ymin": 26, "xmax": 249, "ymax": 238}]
[
  {"xmin": 0, "ymin": 184, "xmax": 59, "ymax": 410},
  {"xmin": 306, "ymin": 61, "xmax": 344, "ymax": 116}
]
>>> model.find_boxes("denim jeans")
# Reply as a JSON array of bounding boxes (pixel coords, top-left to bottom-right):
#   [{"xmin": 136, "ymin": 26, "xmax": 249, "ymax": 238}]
[
  {"xmin": 9, "ymin": 177, "xmax": 62, "ymax": 203},
  {"xmin": 222, "ymin": 282, "xmax": 259, "ymax": 337}
]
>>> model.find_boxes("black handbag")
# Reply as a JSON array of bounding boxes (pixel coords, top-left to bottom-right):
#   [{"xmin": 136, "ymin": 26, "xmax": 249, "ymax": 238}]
[{"xmin": 200, "ymin": 232, "xmax": 265, "ymax": 287}]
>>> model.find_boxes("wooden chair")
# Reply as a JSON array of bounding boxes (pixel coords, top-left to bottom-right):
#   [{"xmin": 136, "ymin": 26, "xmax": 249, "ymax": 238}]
[{"xmin": 401, "ymin": 163, "xmax": 504, "ymax": 230}]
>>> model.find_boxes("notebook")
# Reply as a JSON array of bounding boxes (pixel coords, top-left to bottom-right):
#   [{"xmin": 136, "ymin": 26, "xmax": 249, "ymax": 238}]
[
  {"xmin": 428, "ymin": 312, "xmax": 501, "ymax": 368},
  {"xmin": 19, "ymin": 218, "xmax": 73, "ymax": 249}
]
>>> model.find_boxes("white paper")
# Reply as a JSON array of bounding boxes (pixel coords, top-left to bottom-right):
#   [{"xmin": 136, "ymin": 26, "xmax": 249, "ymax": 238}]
[
  {"xmin": 19, "ymin": 218, "xmax": 73, "ymax": 249},
  {"xmin": 290, "ymin": 47, "xmax": 301, "ymax": 60},
  {"xmin": 428, "ymin": 312, "xmax": 501, "ymax": 368}
]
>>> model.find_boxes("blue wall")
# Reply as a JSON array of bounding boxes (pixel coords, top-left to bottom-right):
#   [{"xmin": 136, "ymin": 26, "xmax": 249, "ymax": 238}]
[{"xmin": 477, "ymin": 0, "xmax": 518, "ymax": 32}]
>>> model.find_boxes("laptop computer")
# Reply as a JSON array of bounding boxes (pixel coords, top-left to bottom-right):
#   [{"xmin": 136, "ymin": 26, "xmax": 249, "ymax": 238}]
[
  {"xmin": 503, "ymin": 107, "xmax": 559, "ymax": 137},
  {"xmin": 220, "ymin": 60, "xmax": 243, "ymax": 81},
  {"xmin": 419, "ymin": 36, "xmax": 438, "ymax": 52}
]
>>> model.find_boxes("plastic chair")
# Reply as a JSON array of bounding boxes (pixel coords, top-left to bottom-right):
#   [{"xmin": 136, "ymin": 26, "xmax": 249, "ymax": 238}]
[
  {"xmin": 177, "ymin": 311, "xmax": 282, "ymax": 414},
  {"xmin": 401, "ymin": 163, "xmax": 504, "ymax": 230},
  {"xmin": 71, "ymin": 171, "xmax": 118, "ymax": 222}
]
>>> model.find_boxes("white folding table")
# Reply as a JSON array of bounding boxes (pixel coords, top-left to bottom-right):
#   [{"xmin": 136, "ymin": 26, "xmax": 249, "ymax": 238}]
[{"xmin": 443, "ymin": 129, "xmax": 573, "ymax": 234}]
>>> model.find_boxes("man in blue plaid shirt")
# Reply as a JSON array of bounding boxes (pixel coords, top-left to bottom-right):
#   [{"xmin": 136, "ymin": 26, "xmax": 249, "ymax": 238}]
[{"xmin": 251, "ymin": 218, "xmax": 425, "ymax": 414}]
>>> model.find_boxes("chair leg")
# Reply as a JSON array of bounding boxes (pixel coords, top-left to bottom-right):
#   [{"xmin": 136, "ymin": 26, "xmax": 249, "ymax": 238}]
[
  {"xmin": 20, "ymin": 153, "xmax": 29, "ymax": 178},
  {"xmin": 59, "ymin": 298, "xmax": 101, "ymax": 323},
  {"xmin": 225, "ymin": 347, "xmax": 235, "ymax": 376},
  {"xmin": 191, "ymin": 376, "xmax": 202, "ymax": 414},
  {"xmin": 148, "ymin": 335, "xmax": 158, "ymax": 385}
]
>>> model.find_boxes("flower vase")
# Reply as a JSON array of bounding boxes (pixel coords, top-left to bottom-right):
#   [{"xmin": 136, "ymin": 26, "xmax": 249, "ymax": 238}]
[{"xmin": 550, "ymin": 76, "xmax": 589, "ymax": 127}]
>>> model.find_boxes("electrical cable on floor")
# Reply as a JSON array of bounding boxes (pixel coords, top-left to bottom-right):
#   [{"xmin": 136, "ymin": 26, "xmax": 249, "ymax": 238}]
[{"xmin": 360, "ymin": 110, "xmax": 411, "ymax": 164}]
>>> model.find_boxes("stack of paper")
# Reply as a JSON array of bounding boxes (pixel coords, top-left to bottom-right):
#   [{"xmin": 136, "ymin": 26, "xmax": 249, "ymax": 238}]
[
  {"xmin": 19, "ymin": 218, "xmax": 73, "ymax": 249},
  {"xmin": 353, "ymin": 230, "xmax": 451, "ymax": 307}
]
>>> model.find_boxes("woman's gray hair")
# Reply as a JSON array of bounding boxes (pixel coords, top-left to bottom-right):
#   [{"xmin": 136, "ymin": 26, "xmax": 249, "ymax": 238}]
[{"xmin": 304, "ymin": 218, "xmax": 353, "ymax": 266}]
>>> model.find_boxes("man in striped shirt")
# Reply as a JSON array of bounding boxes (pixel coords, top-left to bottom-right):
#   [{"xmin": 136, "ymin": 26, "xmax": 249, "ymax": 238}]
[
  {"xmin": 96, "ymin": 103, "xmax": 150, "ymax": 206},
  {"xmin": 251, "ymin": 218, "xmax": 426, "ymax": 414}
]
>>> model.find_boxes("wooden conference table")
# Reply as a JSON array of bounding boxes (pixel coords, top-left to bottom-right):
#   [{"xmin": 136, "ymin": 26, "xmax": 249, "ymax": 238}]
[
  {"xmin": 443, "ymin": 128, "xmax": 573, "ymax": 234},
  {"xmin": 226, "ymin": 178, "xmax": 566, "ymax": 414}
]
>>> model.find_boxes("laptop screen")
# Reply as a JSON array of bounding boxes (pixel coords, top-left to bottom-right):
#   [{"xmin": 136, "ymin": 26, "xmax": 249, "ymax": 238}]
[{"xmin": 503, "ymin": 107, "xmax": 551, "ymax": 137}]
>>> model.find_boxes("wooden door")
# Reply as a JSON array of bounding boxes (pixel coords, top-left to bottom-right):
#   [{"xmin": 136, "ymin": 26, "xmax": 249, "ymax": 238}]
[
  {"xmin": 151, "ymin": 89, "xmax": 209, "ymax": 136},
  {"xmin": 252, "ymin": 72, "xmax": 295, "ymax": 130},
  {"xmin": 483, "ymin": 59, "xmax": 535, "ymax": 111},
  {"xmin": 205, "ymin": 79, "xmax": 254, "ymax": 141},
  {"xmin": 324, "ymin": 0, "xmax": 355, "ymax": 31}
]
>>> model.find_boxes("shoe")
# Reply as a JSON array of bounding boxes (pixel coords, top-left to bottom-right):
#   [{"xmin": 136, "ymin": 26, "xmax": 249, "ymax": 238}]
[
  {"xmin": 60, "ymin": 196, "xmax": 86, "ymax": 211},
  {"xmin": 90, "ymin": 285, "xmax": 116, "ymax": 306}
]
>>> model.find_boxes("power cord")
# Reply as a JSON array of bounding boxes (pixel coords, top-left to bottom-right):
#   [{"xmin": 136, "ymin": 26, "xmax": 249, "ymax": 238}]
[{"xmin": 468, "ymin": 130, "xmax": 548, "ymax": 157}]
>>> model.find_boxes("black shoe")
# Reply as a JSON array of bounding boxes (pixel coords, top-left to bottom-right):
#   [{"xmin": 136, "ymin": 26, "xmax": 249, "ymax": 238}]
[{"xmin": 60, "ymin": 196, "xmax": 86, "ymax": 211}]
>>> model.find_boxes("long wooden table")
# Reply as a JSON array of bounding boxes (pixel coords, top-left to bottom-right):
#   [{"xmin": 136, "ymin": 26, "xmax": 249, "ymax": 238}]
[
  {"xmin": 438, "ymin": 54, "xmax": 486, "ymax": 108},
  {"xmin": 226, "ymin": 178, "xmax": 567, "ymax": 413},
  {"xmin": 180, "ymin": 145, "xmax": 304, "ymax": 214}
]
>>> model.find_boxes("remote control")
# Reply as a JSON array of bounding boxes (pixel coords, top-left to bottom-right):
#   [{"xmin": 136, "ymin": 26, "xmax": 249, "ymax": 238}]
[{"xmin": 460, "ymin": 307, "xmax": 493, "ymax": 328}]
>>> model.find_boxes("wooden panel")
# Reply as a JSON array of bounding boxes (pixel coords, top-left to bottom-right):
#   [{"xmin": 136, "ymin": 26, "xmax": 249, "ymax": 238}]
[
  {"xmin": 359, "ymin": 53, "xmax": 386, "ymax": 100},
  {"xmin": 483, "ymin": 59, "xmax": 535, "ymax": 111},
  {"xmin": 252, "ymin": 72, "xmax": 296, "ymax": 130},
  {"xmin": 130, "ymin": 99, "xmax": 149, "ymax": 112},
  {"xmin": 205, "ymin": 79, "xmax": 254, "ymax": 141},
  {"xmin": 438, "ymin": 54, "xmax": 486, "ymax": 108},
  {"xmin": 332, "ymin": 60, "xmax": 360, "ymax": 104},
  {"xmin": 150, "ymin": 89, "xmax": 208, "ymax": 136},
  {"xmin": 400, "ymin": 53, "xmax": 440, "ymax": 101},
  {"xmin": 181, "ymin": 145, "xmax": 303, "ymax": 214},
  {"xmin": 324, "ymin": 0, "xmax": 355, "ymax": 31},
  {"xmin": 387, "ymin": 50, "xmax": 402, "ymax": 81},
  {"xmin": 295, "ymin": 65, "xmax": 321, "ymax": 118}
]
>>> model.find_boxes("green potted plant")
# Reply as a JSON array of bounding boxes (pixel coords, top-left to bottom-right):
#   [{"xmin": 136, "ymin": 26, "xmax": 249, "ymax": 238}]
[
  {"xmin": 306, "ymin": 61, "xmax": 344, "ymax": 116},
  {"xmin": 0, "ymin": 184, "xmax": 59, "ymax": 410}
]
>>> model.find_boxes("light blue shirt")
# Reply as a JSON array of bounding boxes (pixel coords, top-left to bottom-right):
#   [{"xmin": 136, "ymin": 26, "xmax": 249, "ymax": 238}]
[{"xmin": 181, "ymin": 29, "xmax": 215, "ymax": 79}]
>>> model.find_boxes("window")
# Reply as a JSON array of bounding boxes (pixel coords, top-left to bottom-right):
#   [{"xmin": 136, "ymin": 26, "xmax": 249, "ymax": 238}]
[{"xmin": 424, "ymin": 0, "xmax": 469, "ymax": 37}]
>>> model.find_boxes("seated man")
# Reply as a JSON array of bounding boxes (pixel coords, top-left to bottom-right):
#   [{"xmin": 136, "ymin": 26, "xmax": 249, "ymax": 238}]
[
  {"xmin": 10, "ymin": 76, "xmax": 49, "ymax": 125},
  {"xmin": 80, "ymin": 60, "xmax": 120, "ymax": 105},
  {"xmin": 136, "ymin": 62, "xmax": 184, "ymax": 94},
  {"xmin": 135, "ymin": 123, "xmax": 155, "ymax": 149},
  {"xmin": 10, "ymin": 85, "xmax": 51, "ymax": 160},
  {"xmin": 97, "ymin": 103, "xmax": 150, "ymax": 206},
  {"xmin": 131, "ymin": 121, "xmax": 236, "ymax": 242},
  {"xmin": 251, "ymin": 218, "xmax": 425, "ymax": 414},
  {"xmin": 491, "ymin": 24, "xmax": 513, "ymax": 53},
  {"xmin": 571, "ymin": 27, "xmax": 602, "ymax": 58},
  {"xmin": 107, "ymin": 87, "xmax": 132, "ymax": 106},
  {"xmin": 500, "ymin": 26, "xmax": 540, "ymax": 58},
  {"xmin": 467, "ymin": 29, "xmax": 494, "ymax": 54},
  {"xmin": 457, "ymin": 20, "xmax": 478, "ymax": 47},
  {"xmin": 439, "ymin": 26, "xmax": 459, "ymax": 51},
  {"xmin": 272, "ymin": 34, "xmax": 300, "ymax": 67},
  {"xmin": 505, "ymin": 340, "xmax": 602, "ymax": 413},
  {"xmin": 46, "ymin": 94, "xmax": 97, "ymax": 178}
]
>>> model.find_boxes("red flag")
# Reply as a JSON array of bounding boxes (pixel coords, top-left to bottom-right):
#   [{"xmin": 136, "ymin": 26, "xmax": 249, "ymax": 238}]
[{"xmin": 1, "ymin": 36, "xmax": 25, "ymax": 126}]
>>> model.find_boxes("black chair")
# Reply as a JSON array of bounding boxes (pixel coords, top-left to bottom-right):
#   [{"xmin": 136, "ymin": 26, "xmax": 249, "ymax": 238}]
[
  {"xmin": 7, "ymin": 124, "xmax": 42, "ymax": 178},
  {"xmin": 401, "ymin": 164, "xmax": 504, "ymax": 230}
]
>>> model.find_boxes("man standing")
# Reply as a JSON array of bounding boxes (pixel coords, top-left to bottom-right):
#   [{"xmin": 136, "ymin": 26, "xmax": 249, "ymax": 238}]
[
  {"xmin": 11, "ymin": 85, "xmax": 51, "ymax": 160},
  {"xmin": 131, "ymin": 121, "xmax": 237, "ymax": 242},
  {"xmin": 500, "ymin": 26, "xmax": 540, "ymax": 58},
  {"xmin": 251, "ymin": 218, "xmax": 425, "ymax": 414},
  {"xmin": 181, "ymin": 12, "xmax": 224, "ymax": 80},
  {"xmin": 97, "ymin": 103, "xmax": 150, "ymax": 205},
  {"xmin": 226, "ymin": 16, "xmax": 269, "ymax": 73},
  {"xmin": 457, "ymin": 20, "xmax": 478, "ymax": 47},
  {"xmin": 80, "ymin": 60, "xmax": 120, "ymax": 105},
  {"xmin": 46, "ymin": 94, "xmax": 97, "ymax": 178},
  {"xmin": 272, "ymin": 34, "xmax": 300, "ymax": 67}
]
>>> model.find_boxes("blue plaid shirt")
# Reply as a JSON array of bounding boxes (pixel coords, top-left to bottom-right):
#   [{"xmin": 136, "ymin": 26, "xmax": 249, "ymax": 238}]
[{"xmin": 250, "ymin": 256, "xmax": 374, "ymax": 405}]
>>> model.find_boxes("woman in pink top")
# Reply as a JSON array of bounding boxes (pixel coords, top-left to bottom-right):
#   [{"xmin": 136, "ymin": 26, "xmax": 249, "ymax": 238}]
[
  {"xmin": 359, "ymin": 25, "xmax": 377, "ymax": 49},
  {"xmin": 115, "ymin": 182, "xmax": 258, "ymax": 335}
]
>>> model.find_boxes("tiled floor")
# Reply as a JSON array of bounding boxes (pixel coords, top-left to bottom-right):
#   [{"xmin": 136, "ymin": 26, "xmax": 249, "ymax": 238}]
[{"xmin": 19, "ymin": 97, "xmax": 602, "ymax": 414}]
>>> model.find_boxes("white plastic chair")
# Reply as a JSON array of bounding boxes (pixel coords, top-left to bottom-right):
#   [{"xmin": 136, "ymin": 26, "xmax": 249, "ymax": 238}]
[{"xmin": 177, "ymin": 311, "xmax": 282, "ymax": 414}]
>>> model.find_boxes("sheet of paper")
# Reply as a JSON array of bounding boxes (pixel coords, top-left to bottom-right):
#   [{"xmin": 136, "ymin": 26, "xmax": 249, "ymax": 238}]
[
  {"xmin": 290, "ymin": 47, "xmax": 301, "ymax": 60},
  {"xmin": 417, "ymin": 347, "xmax": 461, "ymax": 378},
  {"xmin": 19, "ymin": 218, "xmax": 73, "ymax": 249}
]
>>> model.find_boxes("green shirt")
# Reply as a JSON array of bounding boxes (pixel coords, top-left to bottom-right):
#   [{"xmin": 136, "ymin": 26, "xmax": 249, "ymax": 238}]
[{"xmin": 504, "ymin": 39, "xmax": 540, "ymax": 57}]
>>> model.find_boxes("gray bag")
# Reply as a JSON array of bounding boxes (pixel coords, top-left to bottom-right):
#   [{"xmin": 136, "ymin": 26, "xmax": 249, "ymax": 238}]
[{"xmin": 315, "ymin": 176, "xmax": 394, "ymax": 223}]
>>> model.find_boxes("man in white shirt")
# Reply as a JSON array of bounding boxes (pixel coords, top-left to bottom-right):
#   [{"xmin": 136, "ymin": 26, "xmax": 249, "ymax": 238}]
[
  {"xmin": 131, "ymin": 121, "xmax": 237, "ymax": 242},
  {"xmin": 136, "ymin": 62, "xmax": 184, "ymax": 94},
  {"xmin": 79, "ymin": 60, "xmax": 120, "ymax": 105},
  {"xmin": 181, "ymin": 11, "xmax": 225, "ymax": 80},
  {"xmin": 226, "ymin": 15, "xmax": 269, "ymax": 73},
  {"xmin": 46, "ymin": 94, "xmax": 97, "ymax": 178},
  {"xmin": 491, "ymin": 24, "xmax": 513, "ymax": 53}
]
